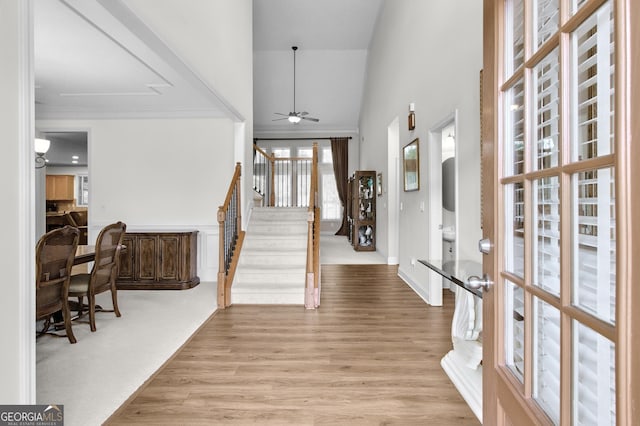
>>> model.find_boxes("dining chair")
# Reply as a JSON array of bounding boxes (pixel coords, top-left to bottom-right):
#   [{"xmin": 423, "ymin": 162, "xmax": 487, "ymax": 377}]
[
  {"xmin": 69, "ymin": 221, "xmax": 126, "ymax": 332},
  {"xmin": 36, "ymin": 225, "xmax": 80, "ymax": 344}
]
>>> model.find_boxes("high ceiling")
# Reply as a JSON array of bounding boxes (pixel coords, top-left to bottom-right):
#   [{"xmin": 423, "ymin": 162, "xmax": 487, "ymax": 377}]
[
  {"xmin": 34, "ymin": 0, "xmax": 383, "ymax": 135},
  {"xmin": 252, "ymin": 0, "xmax": 383, "ymax": 134}
]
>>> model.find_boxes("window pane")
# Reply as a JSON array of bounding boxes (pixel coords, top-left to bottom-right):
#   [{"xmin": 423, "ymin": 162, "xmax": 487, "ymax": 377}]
[
  {"xmin": 296, "ymin": 160, "xmax": 310, "ymax": 207},
  {"xmin": 571, "ymin": 1, "xmax": 614, "ymax": 161},
  {"xmin": 572, "ymin": 168, "xmax": 616, "ymax": 324},
  {"xmin": 573, "ymin": 321, "xmax": 615, "ymax": 425},
  {"xmin": 322, "ymin": 173, "xmax": 341, "ymax": 220},
  {"xmin": 533, "ymin": 297, "xmax": 560, "ymax": 425},
  {"xmin": 77, "ymin": 175, "xmax": 89, "ymax": 207},
  {"xmin": 572, "ymin": 0, "xmax": 589, "ymax": 15},
  {"xmin": 534, "ymin": 0, "xmax": 559, "ymax": 48},
  {"xmin": 505, "ymin": 0, "xmax": 525, "ymax": 77},
  {"xmin": 533, "ymin": 48, "xmax": 560, "ymax": 170},
  {"xmin": 273, "ymin": 160, "xmax": 291, "ymax": 207},
  {"xmin": 533, "ymin": 176, "xmax": 560, "ymax": 296},
  {"xmin": 272, "ymin": 148, "xmax": 290, "ymax": 158},
  {"xmin": 322, "ymin": 147, "xmax": 333, "ymax": 164},
  {"xmin": 297, "ymin": 148, "xmax": 312, "ymax": 158},
  {"xmin": 505, "ymin": 182, "xmax": 525, "ymax": 278},
  {"xmin": 504, "ymin": 79, "xmax": 525, "ymax": 176},
  {"xmin": 504, "ymin": 279, "xmax": 525, "ymax": 383}
]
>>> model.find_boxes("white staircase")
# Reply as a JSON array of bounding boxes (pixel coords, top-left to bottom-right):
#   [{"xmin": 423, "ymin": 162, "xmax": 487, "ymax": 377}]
[{"xmin": 231, "ymin": 207, "xmax": 308, "ymax": 304}]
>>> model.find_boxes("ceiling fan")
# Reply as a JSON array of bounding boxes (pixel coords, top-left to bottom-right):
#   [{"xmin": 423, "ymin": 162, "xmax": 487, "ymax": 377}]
[{"xmin": 273, "ymin": 46, "xmax": 319, "ymax": 124}]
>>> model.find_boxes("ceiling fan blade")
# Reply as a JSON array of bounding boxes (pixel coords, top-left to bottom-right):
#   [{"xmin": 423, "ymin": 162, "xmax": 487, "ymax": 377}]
[
  {"xmin": 274, "ymin": 112, "xmax": 290, "ymax": 116},
  {"xmin": 301, "ymin": 116, "xmax": 319, "ymax": 122},
  {"xmin": 298, "ymin": 111, "xmax": 309, "ymax": 116},
  {"xmin": 272, "ymin": 117, "xmax": 289, "ymax": 121}
]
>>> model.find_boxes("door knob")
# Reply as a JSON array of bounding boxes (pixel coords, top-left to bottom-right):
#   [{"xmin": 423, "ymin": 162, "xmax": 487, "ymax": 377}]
[{"xmin": 467, "ymin": 274, "xmax": 493, "ymax": 291}]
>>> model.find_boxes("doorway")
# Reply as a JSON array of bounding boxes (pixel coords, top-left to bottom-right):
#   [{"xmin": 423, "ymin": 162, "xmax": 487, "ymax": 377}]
[
  {"xmin": 428, "ymin": 113, "xmax": 458, "ymax": 292},
  {"xmin": 38, "ymin": 131, "xmax": 89, "ymax": 243}
]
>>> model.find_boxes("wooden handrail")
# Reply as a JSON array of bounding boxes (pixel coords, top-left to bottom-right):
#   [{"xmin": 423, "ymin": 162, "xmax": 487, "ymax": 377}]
[
  {"xmin": 217, "ymin": 163, "xmax": 245, "ymax": 309},
  {"xmin": 305, "ymin": 143, "xmax": 321, "ymax": 309}
]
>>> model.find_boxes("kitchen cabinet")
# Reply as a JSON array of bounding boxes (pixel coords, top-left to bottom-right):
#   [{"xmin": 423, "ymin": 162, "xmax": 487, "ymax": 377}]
[
  {"xmin": 46, "ymin": 175, "xmax": 75, "ymax": 200},
  {"xmin": 117, "ymin": 230, "xmax": 199, "ymax": 290}
]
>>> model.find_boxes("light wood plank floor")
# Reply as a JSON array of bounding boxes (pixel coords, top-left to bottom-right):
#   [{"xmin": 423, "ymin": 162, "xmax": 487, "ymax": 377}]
[{"xmin": 106, "ymin": 265, "xmax": 479, "ymax": 425}]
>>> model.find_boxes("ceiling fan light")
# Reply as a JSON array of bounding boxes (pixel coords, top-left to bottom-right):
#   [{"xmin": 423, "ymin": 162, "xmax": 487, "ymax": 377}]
[{"xmin": 288, "ymin": 115, "xmax": 301, "ymax": 123}]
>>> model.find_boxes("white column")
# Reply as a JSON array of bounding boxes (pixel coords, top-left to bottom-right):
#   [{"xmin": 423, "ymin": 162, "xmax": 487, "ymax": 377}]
[{"xmin": 0, "ymin": 0, "xmax": 36, "ymax": 403}]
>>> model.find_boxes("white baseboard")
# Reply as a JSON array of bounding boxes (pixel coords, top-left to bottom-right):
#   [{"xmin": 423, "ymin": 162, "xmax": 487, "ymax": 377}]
[
  {"xmin": 441, "ymin": 350, "xmax": 483, "ymax": 423},
  {"xmin": 397, "ymin": 269, "xmax": 442, "ymax": 306}
]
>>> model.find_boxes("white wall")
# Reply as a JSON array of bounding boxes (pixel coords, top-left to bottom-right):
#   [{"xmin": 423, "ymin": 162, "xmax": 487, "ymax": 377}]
[
  {"xmin": 359, "ymin": 0, "xmax": 483, "ymax": 303},
  {"xmin": 37, "ymin": 118, "xmax": 236, "ymax": 281},
  {"xmin": 123, "ymin": 0, "xmax": 254, "ymax": 220}
]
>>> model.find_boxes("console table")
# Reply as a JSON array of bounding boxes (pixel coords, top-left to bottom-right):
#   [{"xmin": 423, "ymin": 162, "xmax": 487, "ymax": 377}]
[
  {"xmin": 117, "ymin": 230, "xmax": 200, "ymax": 290},
  {"xmin": 419, "ymin": 259, "xmax": 483, "ymax": 422}
]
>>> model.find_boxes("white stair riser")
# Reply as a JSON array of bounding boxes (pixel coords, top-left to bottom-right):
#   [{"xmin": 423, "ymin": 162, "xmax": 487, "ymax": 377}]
[
  {"xmin": 248, "ymin": 225, "xmax": 307, "ymax": 234},
  {"xmin": 239, "ymin": 253, "xmax": 306, "ymax": 267},
  {"xmin": 243, "ymin": 239, "xmax": 307, "ymax": 250},
  {"xmin": 232, "ymin": 207, "xmax": 308, "ymax": 305},
  {"xmin": 236, "ymin": 271, "xmax": 305, "ymax": 284}
]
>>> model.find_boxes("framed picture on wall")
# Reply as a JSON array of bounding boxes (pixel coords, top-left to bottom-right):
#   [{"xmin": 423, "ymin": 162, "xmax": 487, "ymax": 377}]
[{"xmin": 403, "ymin": 138, "xmax": 420, "ymax": 191}]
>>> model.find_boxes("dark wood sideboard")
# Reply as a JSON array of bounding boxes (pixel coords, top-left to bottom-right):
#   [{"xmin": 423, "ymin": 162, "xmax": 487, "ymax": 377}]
[{"xmin": 117, "ymin": 230, "xmax": 200, "ymax": 290}]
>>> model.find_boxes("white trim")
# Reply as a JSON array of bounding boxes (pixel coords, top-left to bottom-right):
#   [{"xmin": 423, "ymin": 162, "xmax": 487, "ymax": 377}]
[
  {"xmin": 36, "ymin": 108, "xmax": 230, "ymax": 120},
  {"xmin": 95, "ymin": 0, "xmax": 244, "ymax": 123},
  {"xmin": 18, "ymin": 0, "xmax": 36, "ymax": 403},
  {"xmin": 397, "ymin": 269, "xmax": 442, "ymax": 306}
]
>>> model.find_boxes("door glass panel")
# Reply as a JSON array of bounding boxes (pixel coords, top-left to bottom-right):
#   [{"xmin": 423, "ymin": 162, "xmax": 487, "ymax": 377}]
[
  {"xmin": 505, "ymin": 0, "xmax": 525, "ymax": 77},
  {"xmin": 532, "ymin": 297, "xmax": 560, "ymax": 425},
  {"xmin": 533, "ymin": 48, "xmax": 560, "ymax": 170},
  {"xmin": 572, "ymin": 168, "xmax": 616, "ymax": 324},
  {"xmin": 533, "ymin": 176, "xmax": 560, "ymax": 295},
  {"xmin": 505, "ymin": 79, "xmax": 525, "ymax": 176},
  {"xmin": 571, "ymin": 1, "xmax": 615, "ymax": 161},
  {"xmin": 505, "ymin": 182, "xmax": 525, "ymax": 277},
  {"xmin": 572, "ymin": 0, "xmax": 589, "ymax": 15},
  {"xmin": 573, "ymin": 321, "xmax": 616, "ymax": 425},
  {"xmin": 505, "ymin": 279, "xmax": 525, "ymax": 383},
  {"xmin": 534, "ymin": 0, "xmax": 559, "ymax": 48}
]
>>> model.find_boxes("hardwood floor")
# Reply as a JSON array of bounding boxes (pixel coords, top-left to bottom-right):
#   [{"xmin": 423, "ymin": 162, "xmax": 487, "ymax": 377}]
[{"xmin": 106, "ymin": 265, "xmax": 479, "ymax": 425}]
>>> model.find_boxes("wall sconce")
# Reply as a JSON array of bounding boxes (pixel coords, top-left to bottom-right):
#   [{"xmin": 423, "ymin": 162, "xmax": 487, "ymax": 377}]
[
  {"xmin": 35, "ymin": 138, "xmax": 50, "ymax": 169},
  {"xmin": 408, "ymin": 103, "xmax": 416, "ymax": 131}
]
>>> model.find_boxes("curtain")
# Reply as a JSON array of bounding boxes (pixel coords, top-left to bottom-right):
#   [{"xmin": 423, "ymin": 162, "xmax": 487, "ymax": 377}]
[{"xmin": 330, "ymin": 137, "xmax": 349, "ymax": 235}]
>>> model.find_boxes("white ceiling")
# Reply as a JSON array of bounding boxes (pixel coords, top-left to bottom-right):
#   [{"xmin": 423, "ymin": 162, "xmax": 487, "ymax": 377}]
[{"xmin": 34, "ymin": 0, "xmax": 383, "ymax": 135}]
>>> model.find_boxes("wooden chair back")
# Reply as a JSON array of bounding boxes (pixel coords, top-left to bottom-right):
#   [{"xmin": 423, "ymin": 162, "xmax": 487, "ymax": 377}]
[
  {"xmin": 35, "ymin": 226, "xmax": 79, "ymax": 321},
  {"xmin": 91, "ymin": 221, "xmax": 126, "ymax": 294}
]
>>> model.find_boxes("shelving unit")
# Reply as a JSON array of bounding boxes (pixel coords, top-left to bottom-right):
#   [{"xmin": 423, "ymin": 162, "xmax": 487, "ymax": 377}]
[{"xmin": 348, "ymin": 170, "xmax": 376, "ymax": 251}]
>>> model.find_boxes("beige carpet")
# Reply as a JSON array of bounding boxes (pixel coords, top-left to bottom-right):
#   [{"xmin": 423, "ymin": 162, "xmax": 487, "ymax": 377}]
[{"xmin": 36, "ymin": 280, "xmax": 217, "ymax": 426}]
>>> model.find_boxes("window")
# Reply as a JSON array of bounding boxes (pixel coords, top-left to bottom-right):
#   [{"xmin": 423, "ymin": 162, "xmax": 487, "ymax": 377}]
[
  {"xmin": 320, "ymin": 147, "xmax": 341, "ymax": 220},
  {"xmin": 76, "ymin": 175, "xmax": 88, "ymax": 207}
]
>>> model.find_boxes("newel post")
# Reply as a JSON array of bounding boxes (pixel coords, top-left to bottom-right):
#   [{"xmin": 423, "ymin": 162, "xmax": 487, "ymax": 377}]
[{"xmin": 217, "ymin": 206, "xmax": 226, "ymax": 308}]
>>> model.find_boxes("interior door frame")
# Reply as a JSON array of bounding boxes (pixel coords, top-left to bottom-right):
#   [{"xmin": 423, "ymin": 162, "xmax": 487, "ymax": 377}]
[{"xmin": 482, "ymin": 0, "xmax": 640, "ymax": 424}]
